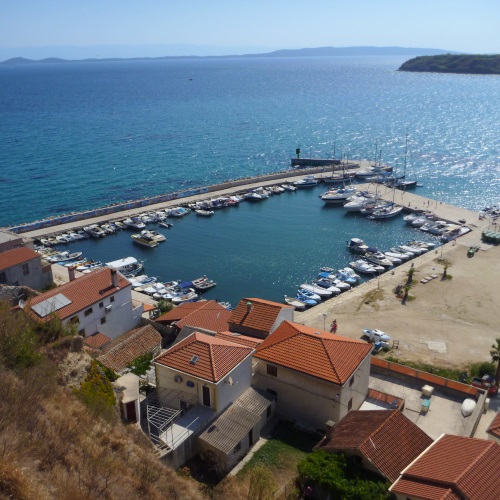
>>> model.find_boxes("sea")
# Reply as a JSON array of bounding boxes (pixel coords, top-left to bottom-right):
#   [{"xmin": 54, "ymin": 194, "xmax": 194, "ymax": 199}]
[{"xmin": 1, "ymin": 56, "xmax": 499, "ymax": 306}]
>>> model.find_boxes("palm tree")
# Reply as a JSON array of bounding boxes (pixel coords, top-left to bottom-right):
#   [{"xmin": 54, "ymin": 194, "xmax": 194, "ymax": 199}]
[{"xmin": 491, "ymin": 338, "xmax": 500, "ymax": 384}]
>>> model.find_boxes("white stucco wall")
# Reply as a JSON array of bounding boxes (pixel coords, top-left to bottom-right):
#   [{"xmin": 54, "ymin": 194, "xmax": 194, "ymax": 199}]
[
  {"xmin": 65, "ymin": 285, "xmax": 141, "ymax": 339},
  {"xmin": 253, "ymin": 352, "xmax": 370, "ymax": 430},
  {"xmin": 270, "ymin": 308, "xmax": 294, "ymax": 333},
  {"xmin": 155, "ymin": 354, "xmax": 253, "ymax": 414},
  {"xmin": 2, "ymin": 258, "xmax": 52, "ymax": 290}
]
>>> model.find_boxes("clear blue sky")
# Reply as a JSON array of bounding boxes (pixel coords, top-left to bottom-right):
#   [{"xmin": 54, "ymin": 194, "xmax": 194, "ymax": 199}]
[{"xmin": 1, "ymin": 0, "xmax": 499, "ymax": 58}]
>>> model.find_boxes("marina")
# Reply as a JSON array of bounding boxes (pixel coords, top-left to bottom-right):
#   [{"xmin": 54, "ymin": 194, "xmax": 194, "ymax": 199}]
[{"xmin": 15, "ymin": 164, "xmax": 491, "ymax": 308}]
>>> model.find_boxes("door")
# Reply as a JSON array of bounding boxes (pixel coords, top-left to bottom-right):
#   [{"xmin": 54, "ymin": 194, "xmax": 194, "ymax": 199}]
[
  {"xmin": 202, "ymin": 385, "xmax": 211, "ymax": 407},
  {"xmin": 248, "ymin": 429, "xmax": 254, "ymax": 446},
  {"xmin": 125, "ymin": 401, "xmax": 137, "ymax": 422}
]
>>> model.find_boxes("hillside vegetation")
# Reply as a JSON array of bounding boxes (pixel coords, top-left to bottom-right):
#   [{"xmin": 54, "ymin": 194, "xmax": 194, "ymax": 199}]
[
  {"xmin": 0, "ymin": 301, "xmax": 205, "ymax": 499},
  {"xmin": 399, "ymin": 54, "xmax": 500, "ymax": 74}
]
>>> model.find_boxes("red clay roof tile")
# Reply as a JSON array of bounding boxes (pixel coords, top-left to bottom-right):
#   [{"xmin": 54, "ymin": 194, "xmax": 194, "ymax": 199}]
[
  {"xmin": 0, "ymin": 247, "xmax": 40, "ymax": 271},
  {"xmin": 83, "ymin": 332, "xmax": 112, "ymax": 350},
  {"xmin": 228, "ymin": 298, "xmax": 292, "ymax": 336},
  {"xmin": 155, "ymin": 300, "xmax": 214, "ymax": 322},
  {"xmin": 215, "ymin": 331, "xmax": 263, "ymax": 348},
  {"xmin": 154, "ymin": 332, "xmax": 253, "ymax": 382},
  {"xmin": 97, "ymin": 325, "xmax": 162, "ymax": 373},
  {"xmin": 392, "ymin": 434, "xmax": 500, "ymax": 499},
  {"xmin": 254, "ymin": 321, "xmax": 372, "ymax": 385},
  {"xmin": 26, "ymin": 267, "xmax": 130, "ymax": 322},
  {"xmin": 316, "ymin": 410, "xmax": 433, "ymax": 482},
  {"xmin": 175, "ymin": 305, "xmax": 231, "ymax": 333},
  {"xmin": 486, "ymin": 411, "xmax": 500, "ymax": 439}
]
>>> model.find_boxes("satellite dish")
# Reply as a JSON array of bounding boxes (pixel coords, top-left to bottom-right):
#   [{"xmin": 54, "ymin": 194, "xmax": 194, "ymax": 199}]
[
  {"xmin": 227, "ymin": 376, "xmax": 234, "ymax": 386},
  {"xmin": 18, "ymin": 299, "xmax": 25, "ymax": 309}
]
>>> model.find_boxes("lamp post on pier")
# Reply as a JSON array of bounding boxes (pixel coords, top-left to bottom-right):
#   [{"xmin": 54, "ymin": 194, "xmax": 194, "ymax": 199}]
[{"xmin": 322, "ymin": 312, "xmax": 327, "ymax": 331}]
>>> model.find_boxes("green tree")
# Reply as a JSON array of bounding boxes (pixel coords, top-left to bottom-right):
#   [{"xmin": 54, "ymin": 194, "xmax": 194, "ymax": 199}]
[{"xmin": 490, "ymin": 338, "xmax": 500, "ymax": 384}]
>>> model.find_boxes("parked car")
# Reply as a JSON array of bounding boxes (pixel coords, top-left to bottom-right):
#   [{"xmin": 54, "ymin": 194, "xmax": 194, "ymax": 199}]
[
  {"xmin": 471, "ymin": 375, "xmax": 498, "ymax": 396},
  {"xmin": 362, "ymin": 328, "xmax": 391, "ymax": 344}
]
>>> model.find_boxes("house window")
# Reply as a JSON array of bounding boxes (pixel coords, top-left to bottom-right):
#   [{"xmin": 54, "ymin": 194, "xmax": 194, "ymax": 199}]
[
  {"xmin": 70, "ymin": 316, "xmax": 80, "ymax": 325},
  {"xmin": 99, "ymin": 302, "xmax": 104, "ymax": 308},
  {"xmin": 267, "ymin": 364, "xmax": 277, "ymax": 377},
  {"xmin": 100, "ymin": 317, "xmax": 106, "ymax": 325},
  {"xmin": 110, "ymin": 296, "xmax": 115, "ymax": 303},
  {"xmin": 22, "ymin": 263, "xmax": 30, "ymax": 276},
  {"xmin": 84, "ymin": 307, "xmax": 93, "ymax": 316},
  {"xmin": 78, "ymin": 329, "xmax": 85, "ymax": 336},
  {"xmin": 349, "ymin": 377, "xmax": 354, "ymax": 387},
  {"xmin": 0, "ymin": 271, "xmax": 6, "ymax": 283},
  {"xmin": 348, "ymin": 398, "xmax": 353, "ymax": 411}
]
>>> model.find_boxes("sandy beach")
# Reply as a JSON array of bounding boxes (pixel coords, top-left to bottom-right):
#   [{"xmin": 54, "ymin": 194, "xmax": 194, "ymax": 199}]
[{"xmin": 297, "ymin": 229, "xmax": 500, "ymax": 369}]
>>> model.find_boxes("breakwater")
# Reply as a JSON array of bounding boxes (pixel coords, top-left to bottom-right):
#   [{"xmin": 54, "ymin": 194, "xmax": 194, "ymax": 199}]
[{"xmin": 6, "ymin": 165, "xmax": 348, "ymax": 234}]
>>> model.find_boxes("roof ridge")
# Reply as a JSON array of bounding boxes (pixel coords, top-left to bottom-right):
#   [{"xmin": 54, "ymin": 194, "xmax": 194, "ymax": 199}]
[
  {"xmin": 320, "ymin": 335, "xmax": 341, "ymax": 383},
  {"xmin": 209, "ymin": 343, "xmax": 217, "ymax": 381},
  {"xmin": 359, "ymin": 410, "xmax": 397, "ymax": 448},
  {"xmin": 454, "ymin": 439, "xmax": 495, "ymax": 486}
]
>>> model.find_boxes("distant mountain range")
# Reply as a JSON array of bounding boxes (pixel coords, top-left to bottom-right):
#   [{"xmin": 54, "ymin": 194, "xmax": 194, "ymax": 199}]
[{"xmin": 1, "ymin": 46, "xmax": 458, "ymax": 65}]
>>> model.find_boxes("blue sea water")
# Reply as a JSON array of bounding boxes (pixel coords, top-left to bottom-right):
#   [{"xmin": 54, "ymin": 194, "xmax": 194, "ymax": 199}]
[{"xmin": 1, "ymin": 56, "xmax": 499, "ymax": 305}]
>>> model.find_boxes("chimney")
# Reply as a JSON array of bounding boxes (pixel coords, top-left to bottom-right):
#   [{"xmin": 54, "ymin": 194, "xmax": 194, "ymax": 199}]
[
  {"xmin": 246, "ymin": 301, "xmax": 253, "ymax": 313},
  {"xmin": 68, "ymin": 266, "xmax": 76, "ymax": 282},
  {"xmin": 325, "ymin": 420, "xmax": 335, "ymax": 438},
  {"xmin": 111, "ymin": 268, "xmax": 118, "ymax": 288}
]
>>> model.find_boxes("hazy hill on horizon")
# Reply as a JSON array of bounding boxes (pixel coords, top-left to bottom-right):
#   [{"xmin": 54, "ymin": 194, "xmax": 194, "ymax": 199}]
[{"xmin": 1, "ymin": 45, "xmax": 458, "ymax": 64}]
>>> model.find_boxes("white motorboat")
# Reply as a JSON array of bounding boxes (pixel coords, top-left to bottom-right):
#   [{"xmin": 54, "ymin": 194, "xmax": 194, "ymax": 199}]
[
  {"xmin": 320, "ymin": 186, "xmax": 357, "ymax": 203},
  {"xmin": 350, "ymin": 259, "xmax": 384, "ymax": 274},
  {"xmin": 83, "ymin": 224, "xmax": 107, "ymax": 238},
  {"xmin": 364, "ymin": 250, "xmax": 393, "ymax": 267},
  {"xmin": 159, "ymin": 221, "xmax": 173, "ymax": 229},
  {"xmin": 441, "ymin": 225, "xmax": 470, "ymax": 242},
  {"xmin": 283, "ymin": 295, "xmax": 306, "ymax": 311},
  {"xmin": 398, "ymin": 244, "xmax": 425, "ymax": 255},
  {"xmin": 55, "ymin": 234, "xmax": 71, "ymax": 244},
  {"xmin": 140, "ymin": 230, "xmax": 166, "ymax": 242},
  {"xmin": 293, "ymin": 175, "xmax": 319, "ymax": 188},
  {"xmin": 253, "ymin": 187, "xmax": 272, "ymax": 198},
  {"xmin": 171, "ymin": 289, "xmax": 199, "ymax": 305},
  {"xmin": 355, "ymin": 168, "xmax": 375, "ymax": 178},
  {"xmin": 343, "ymin": 196, "xmax": 378, "ymax": 212},
  {"xmin": 281, "ymin": 183, "xmax": 297, "ymax": 191},
  {"xmin": 384, "ymin": 250, "xmax": 410, "ymax": 262},
  {"xmin": 346, "ymin": 238, "xmax": 369, "ymax": 254},
  {"xmin": 106, "ymin": 256, "xmax": 143, "ymax": 277},
  {"xmin": 337, "ymin": 267, "xmax": 360, "ymax": 283},
  {"xmin": 195, "ymin": 209, "xmax": 215, "ymax": 217},
  {"xmin": 299, "ymin": 283, "xmax": 332, "ymax": 298},
  {"xmin": 314, "ymin": 277, "xmax": 347, "ymax": 293},
  {"xmin": 46, "ymin": 251, "xmax": 83, "ymax": 263},
  {"xmin": 243, "ymin": 191, "xmax": 264, "ymax": 201},
  {"xmin": 122, "ymin": 217, "xmax": 146, "ymax": 230},
  {"xmin": 407, "ymin": 240, "xmax": 437, "ymax": 250}
]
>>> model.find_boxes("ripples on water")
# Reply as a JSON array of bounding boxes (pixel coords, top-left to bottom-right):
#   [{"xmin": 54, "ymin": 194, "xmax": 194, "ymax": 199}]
[{"xmin": 1, "ymin": 56, "xmax": 499, "ymax": 226}]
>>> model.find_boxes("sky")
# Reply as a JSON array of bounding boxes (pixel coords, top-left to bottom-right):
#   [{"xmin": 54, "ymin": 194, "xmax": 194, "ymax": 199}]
[{"xmin": 1, "ymin": 0, "xmax": 499, "ymax": 59}]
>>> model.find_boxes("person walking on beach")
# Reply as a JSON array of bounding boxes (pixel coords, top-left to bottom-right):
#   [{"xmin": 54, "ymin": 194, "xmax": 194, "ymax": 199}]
[{"xmin": 331, "ymin": 319, "xmax": 338, "ymax": 334}]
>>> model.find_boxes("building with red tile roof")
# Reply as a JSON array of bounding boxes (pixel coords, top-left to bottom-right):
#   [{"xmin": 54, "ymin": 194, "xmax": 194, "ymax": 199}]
[
  {"xmin": 486, "ymin": 411, "xmax": 500, "ymax": 443},
  {"xmin": 25, "ymin": 268, "xmax": 142, "ymax": 339},
  {"xmin": 97, "ymin": 325, "xmax": 162, "ymax": 374},
  {"xmin": 228, "ymin": 298, "xmax": 294, "ymax": 339},
  {"xmin": 154, "ymin": 332, "xmax": 254, "ymax": 415},
  {"xmin": 315, "ymin": 410, "xmax": 433, "ymax": 483},
  {"xmin": 215, "ymin": 331, "xmax": 263, "ymax": 348},
  {"xmin": 253, "ymin": 321, "xmax": 372, "ymax": 429},
  {"xmin": 156, "ymin": 300, "xmax": 230, "ymax": 335},
  {"xmin": 0, "ymin": 246, "xmax": 52, "ymax": 290},
  {"xmin": 390, "ymin": 434, "xmax": 500, "ymax": 499},
  {"xmin": 83, "ymin": 332, "xmax": 112, "ymax": 350}
]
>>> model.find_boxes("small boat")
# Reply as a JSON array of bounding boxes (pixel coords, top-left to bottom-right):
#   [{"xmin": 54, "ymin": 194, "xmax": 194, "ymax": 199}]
[
  {"xmin": 171, "ymin": 289, "xmax": 199, "ymax": 305},
  {"xmin": 46, "ymin": 251, "xmax": 83, "ymax": 263},
  {"xmin": 364, "ymin": 249, "xmax": 393, "ymax": 267},
  {"xmin": 122, "ymin": 217, "xmax": 146, "ymax": 230},
  {"xmin": 320, "ymin": 186, "xmax": 357, "ymax": 204},
  {"xmin": 140, "ymin": 230, "xmax": 166, "ymax": 242},
  {"xmin": 336, "ymin": 268, "xmax": 360, "ymax": 284},
  {"xmin": 55, "ymin": 234, "xmax": 71, "ymax": 244},
  {"xmin": 281, "ymin": 184, "xmax": 297, "ymax": 191},
  {"xmin": 167, "ymin": 207, "xmax": 190, "ymax": 217},
  {"xmin": 296, "ymin": 291, "xmax": 318, "ymax": 306},
  {"xmin": 299, "ymin": 284, "xmax": 332, "ymax": 298},
  {"xmin": 313, "ymin": 278, "xmax": 345, "ymax": 293},
  {"xmin": 159, "ymin": 222, "xmax": 173, "ymax": 229},
  {"xmin": 461, "ymin": 398, "xmax": 476, "ymax": 417},
  {"xmin": 384, "ymin": 250, "xmax": 410, "ymax": 262},
  {"xmin": 398, "ymin": 244, "xmax": 425, "ymax": 255},
  {"xmin": 106, "ymin": 256, "xmax": 144, "ymax": 277},
  {"xmin": 367, "ymin": 204, "xmax": 404, "ymax": 220},
  {"xmin": 191, "ymin": 276, "xmax": 217, "ymax": 291},
  {"xmin": 293, "ymin": 175, "xmax": 319, "ymax": 188},
  {"xmin": 347, "ymin": 238, "xmax": 369, "ymax": 254},
  {"xmin": 297, "ymin": 288, "xmax": 322, "ymax": 302},
  {"xmin": 131, "ymin": 234, "xmax": 159, "ymax": 248},
  {"xmin": 440, "ymin": 225, "xmax": 470, "ymax": 242},
  {"xmin": 195, "ymin": 209, "xmax": 215, "ymax": 217},
  {"xmin": 349, "ymin": 259, "xmax": 384, "ymax": 275},
  {"xmin": 243, "ymin": 191, "xmax": 264, "ymax": 201},
  {"xmin": 283, "ymin": 295, "xmax": 307, "ymax": 311}
]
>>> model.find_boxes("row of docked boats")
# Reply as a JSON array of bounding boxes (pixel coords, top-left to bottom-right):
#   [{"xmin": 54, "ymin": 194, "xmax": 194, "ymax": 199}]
[{"xmin": 403, "ymin": 213, "xmax": 470, "ymax": 242}]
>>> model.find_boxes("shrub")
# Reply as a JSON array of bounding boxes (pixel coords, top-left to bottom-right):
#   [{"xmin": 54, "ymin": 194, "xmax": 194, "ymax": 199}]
[{"xmin": 127, "ymin": 352, "xmax": 154, "ymax": 376}]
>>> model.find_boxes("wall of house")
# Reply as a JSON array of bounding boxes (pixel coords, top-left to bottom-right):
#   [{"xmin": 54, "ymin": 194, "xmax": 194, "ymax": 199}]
[
  {"xmin": 154, "ymin": 355, "xmax": 253, "ymax": 415},
  {"xmin": 271, "ymin": 308, "xmax": 294, "ymax": 333},
  {"xmin": 66, "ymin": 285, "xmax": 141, "ymax": 339},
  {"xmin": 216, "ymin": 357, "xmax": 253, "ymax": 413},
  {"xmin": 2, "ymin": 258, "xmax": 53, "ymax": 290},
  {"xmin": 253, "ymin": 354, "xmax": 370, "ymax": 430}
]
